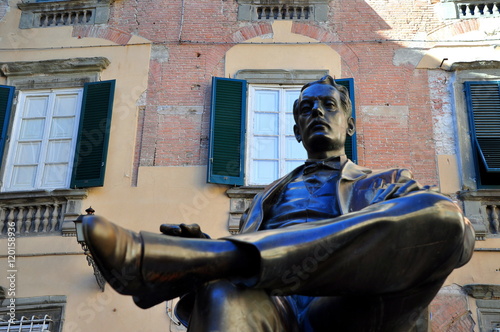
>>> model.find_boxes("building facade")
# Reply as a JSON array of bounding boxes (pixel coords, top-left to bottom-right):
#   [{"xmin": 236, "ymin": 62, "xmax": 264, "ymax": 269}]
[{"xmin": 0, "ymin": 0, "xmax": 500, "ymax": 330}]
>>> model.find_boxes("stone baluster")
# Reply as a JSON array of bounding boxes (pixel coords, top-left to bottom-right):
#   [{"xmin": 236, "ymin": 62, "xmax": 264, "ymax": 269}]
[
  {"xmin": 0, "ymin": 207, "xmax": 5, "ymax": 234},
  {"xmin": 34, "ymin": 205, "xmax": 42, "ymax": 233},
  {"xmin": 484, "ymin": 4, "xmax": 490, "ymax": 15},
  {"xmin": 7, "ymin": 208, "xmax": 17, "ymax": 234},
  {"xmin": 490, "ymin": 204, "xmax": 500, "ymax": 234},
  {"xmin": 52, "ymin": 203, "xmax": 60, "ymax": 231},
  {"xmin": 304, "ymin": 6, "xmax": 310, "ymax": 19},
  {"xmin": 25, "ymin": 206, "xmax": 34, "ymax": 233},
  {"xmin": 477, "ymin": 4, "xmax": 484, "ymax": 15},
  {"xmin": 467, "ymin": 4, "xmax": 475, "ymax": 16},
  {"xmin": 264, "ymin": 7, "xmax": 270, "ymax": 19},
  {"xmin": 41, "ymin": 205, "xmax": 50, "ymax": 232},
  {"xmin": 18, "ymin": 207, "xmax": 25, "ymax": 233},
  {"xmin": 41, "ymin": 14, "xmax": 48, "ymax": 27}
]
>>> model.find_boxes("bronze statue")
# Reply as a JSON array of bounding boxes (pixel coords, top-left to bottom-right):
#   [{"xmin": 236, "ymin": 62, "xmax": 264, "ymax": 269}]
[{"xmin": 83, "ymin": 76, "xmax": 474, "ymax": 331}]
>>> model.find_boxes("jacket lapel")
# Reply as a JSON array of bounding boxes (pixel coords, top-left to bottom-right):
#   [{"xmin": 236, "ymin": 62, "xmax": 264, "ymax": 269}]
[{"xmin": 337, "ymin": 160, "xmax": 371, "ymax": 214}]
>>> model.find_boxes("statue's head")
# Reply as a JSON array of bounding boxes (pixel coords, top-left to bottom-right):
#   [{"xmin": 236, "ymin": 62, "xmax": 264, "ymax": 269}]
[{"xmin": 293, "ymin": 75, "xmax": 355, "ymax": 159}]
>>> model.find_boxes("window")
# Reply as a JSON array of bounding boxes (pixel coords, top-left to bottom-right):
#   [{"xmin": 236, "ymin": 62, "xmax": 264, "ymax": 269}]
[
  {"xmin": 464, "ymin": 81, "xmax": 500, "ymax": 187},
  {"xmin": 208, "ymin": 77, "xmax": 356, "ymax": 186},
  {"xmin": 0, "ymin": 80, "xmax": 115, "ymax": 192},
  {"xmin": 247, "ymin": 85, "xmax": 306, "ymax": 185},
  {"xmin": 2, "ymin": 89, "xmax": 82, "ymax": 191},
  {"xmin": 0, "ymin": 296, "xmax": 65, "ymax": 332},
  {"xmin": 0, "ymin": 315, "xmax": 53, "ymax": 331}
]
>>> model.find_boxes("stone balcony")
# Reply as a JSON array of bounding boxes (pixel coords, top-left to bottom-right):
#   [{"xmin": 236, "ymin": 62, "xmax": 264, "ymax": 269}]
[{"xmin": 0, "ymin": 189, "xmax": 87, "ymax": 237}]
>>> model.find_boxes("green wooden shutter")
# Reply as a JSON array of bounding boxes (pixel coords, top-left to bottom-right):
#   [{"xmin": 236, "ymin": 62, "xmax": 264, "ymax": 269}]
[
  {"xmin": 0, "ymin": 85, "xmax": 15, "ymax": 169},
  {"xmin": 208, "ymin": 77, "xmax": 247, "ymax": 185},
  {"xmin": 465, "ymin": 82, "xmax": 500, "ymax": 172},
  {"xmin": 71, "ymin": 80, "xmax": 115, "ymax": 188},
  {"xmin": 335, "ymin": 78, "xmax": 357, "ymax": 163}
]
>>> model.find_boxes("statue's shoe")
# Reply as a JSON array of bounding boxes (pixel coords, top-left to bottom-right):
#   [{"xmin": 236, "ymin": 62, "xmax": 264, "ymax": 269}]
[
  {"xmin": 82, "ymin": 216, "xmax": 148, "ymax": 296},
  {"xmin": 82, "ymin": 216, "xmax": 221, "ymax": 309}
]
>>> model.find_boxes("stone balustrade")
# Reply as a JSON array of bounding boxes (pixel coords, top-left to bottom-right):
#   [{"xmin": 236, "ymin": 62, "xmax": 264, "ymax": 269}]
[
  {"xmin": 1, "ymin": 204, "xmax": 63, "ymax": 234},
  {"xmin": 457, "ymin": 2, "xmax": 500, "ymax": 18},
  {"xmin": 38, "ymin": 10, "xmax": 94, "ymax": 27},
  {"xmin": 0, "ymin": 189, "xmax": 87, "ymax": 237},
  {"xmin": 256, "ymin": 5, "xmax": 312, "ymax": 20}
]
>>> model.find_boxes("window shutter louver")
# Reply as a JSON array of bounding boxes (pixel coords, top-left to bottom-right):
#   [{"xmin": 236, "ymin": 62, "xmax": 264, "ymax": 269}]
[
  {"xmin": 71, "ymin": 80, "xmax": 115, "ymax": 188},
  {"xmin": 208, "ymin": 77, "xmax": 247, "ymax": 185},
  {"xmin": 0, "ymin": 85, "xmax": 15, "ymax": 170},
  {"xmin": 465, "ymin": 82, "xmax": 500, "ymax": 173},
  {"xmin": 335, "ymin": 78, "xmax": 357, "ymax": 163}
]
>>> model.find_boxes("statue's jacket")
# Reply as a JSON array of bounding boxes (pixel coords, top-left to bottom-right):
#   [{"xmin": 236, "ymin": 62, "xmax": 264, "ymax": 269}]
[{"xmin": 239, "ymin": 159, "xmax": 414, "ymax": 234}]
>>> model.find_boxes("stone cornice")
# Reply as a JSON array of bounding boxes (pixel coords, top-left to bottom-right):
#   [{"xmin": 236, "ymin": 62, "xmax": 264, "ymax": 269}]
[
  {"xmin": 0, "ymin": 57, "xmax": 110, "ymax": 77},
  {"xmin": 449, "ymin": 60, "xmax": 500, "ymax": 71},
  {"xmin": 0, "ymin": 189, "xmax": 88, "ymax": 203},
  {"xmin": 458, "ymin": 189, "xmax": 500, "ymax": 201},
  {"xmin": 17, "ymin": 0, "xmax": 110, "ymax": 11}
]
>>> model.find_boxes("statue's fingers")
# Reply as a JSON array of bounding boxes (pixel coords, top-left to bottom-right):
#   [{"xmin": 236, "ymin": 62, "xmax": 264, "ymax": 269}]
[
  {"xmin": 179, "ymin": 223, "xmax": 206, "ymax": 238},
  {"xmin": 393, "ymin": 180, "xmax": 420, "ymax": 197},
  {"xmin": 160, "ymin": 224, "xmax": 182, "ymax": 236},
  {"xmin": 371, "ymin": 183, "xmax": 399, "ymax": 204}
]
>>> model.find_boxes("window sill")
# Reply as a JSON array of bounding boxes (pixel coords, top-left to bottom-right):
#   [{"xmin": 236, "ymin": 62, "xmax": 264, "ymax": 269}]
[
  {"xmin": 0, "ymin": 189, "xmax": 88, "ymax": 237},
  {"xmin": 226, "ymin": 186, "xmax": 265, "ymax": 234}
]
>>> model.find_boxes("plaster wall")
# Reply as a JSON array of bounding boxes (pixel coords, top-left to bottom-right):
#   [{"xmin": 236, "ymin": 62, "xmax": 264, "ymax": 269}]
[
  {"xmin": 0, "ymin": 248, "xmax": 172, "ymax": 331},
  {"xmin": 85, "ymin": 166, "xmax": 231, "ymax": 237}
]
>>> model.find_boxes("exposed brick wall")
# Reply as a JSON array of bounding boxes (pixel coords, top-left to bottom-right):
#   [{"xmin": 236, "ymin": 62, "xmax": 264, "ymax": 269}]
[
  {"xmin": 114, "ymin": 0, "xmax": 473, "ymax": 184},
  {"xmin": 72, "ymin": 26, "xmax": 132, "ymax": 45},
  {"xmin": 429, "ymin": 285, "xmax": 475, "ymax": 332}
]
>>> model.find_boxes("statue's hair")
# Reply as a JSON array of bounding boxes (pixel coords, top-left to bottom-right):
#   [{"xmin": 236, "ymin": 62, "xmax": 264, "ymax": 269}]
[{"xmin": 293, "ymin": 75, "xmax": 352, "ymax": 122}]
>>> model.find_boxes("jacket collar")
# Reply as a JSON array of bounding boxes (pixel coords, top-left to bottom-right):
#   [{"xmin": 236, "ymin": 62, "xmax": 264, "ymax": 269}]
[{"xmin": 340, "ymin": 160, "xmax": 371, "ymax": 181}]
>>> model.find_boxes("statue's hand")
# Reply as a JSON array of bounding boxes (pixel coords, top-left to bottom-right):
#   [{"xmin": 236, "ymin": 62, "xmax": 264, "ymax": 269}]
[
  {"xmin": 159, "ymin": 223, "xmax": 210, "ymax": 239},
  {"xmin": 370, "ymin": 179, "xmax": 425, "ymax": 204}
]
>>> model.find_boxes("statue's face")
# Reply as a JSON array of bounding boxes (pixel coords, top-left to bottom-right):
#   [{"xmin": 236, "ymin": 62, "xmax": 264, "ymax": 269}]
[{"xmin": 294, "ymin": 83, "xmax": 354, "ymax": 159}]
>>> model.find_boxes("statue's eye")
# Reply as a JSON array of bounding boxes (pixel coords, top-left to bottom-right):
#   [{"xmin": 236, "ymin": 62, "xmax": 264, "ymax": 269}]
[
  {"xmin": 324, "ymin": 101, "xmax": 335, "ymax": 109},
  {"xmin": 300, "ymin": 104, "xmax": 312, "ymax": 114}
]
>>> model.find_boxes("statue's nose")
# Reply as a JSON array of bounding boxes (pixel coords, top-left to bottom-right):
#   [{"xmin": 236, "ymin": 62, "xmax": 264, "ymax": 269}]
[{"xmin": 312, "ymin": 102, "xmax": 324, "ymax": 117}]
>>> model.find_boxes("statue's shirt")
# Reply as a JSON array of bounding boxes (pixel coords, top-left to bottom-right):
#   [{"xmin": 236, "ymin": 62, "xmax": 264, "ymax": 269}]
[{"xmin": 262, "ymin": 157, "xmax": 344, "ymax": 230}]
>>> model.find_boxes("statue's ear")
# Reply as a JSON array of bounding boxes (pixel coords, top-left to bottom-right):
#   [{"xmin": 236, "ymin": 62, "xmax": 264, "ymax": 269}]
[
  {"xmin": 294, "ymin": 125, "xmax": 302, "ymax": 142},
  {"xmin": 346, "ymin": 117, "xmax": 355, "ymax": 137}
]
